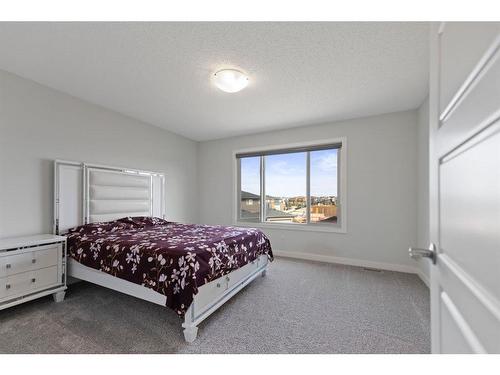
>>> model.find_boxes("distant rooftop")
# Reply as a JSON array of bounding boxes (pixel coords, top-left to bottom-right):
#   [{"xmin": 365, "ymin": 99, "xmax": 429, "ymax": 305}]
[{"xmin": 241, "ymin": 191, "xmax": 260, "ymax": 200}]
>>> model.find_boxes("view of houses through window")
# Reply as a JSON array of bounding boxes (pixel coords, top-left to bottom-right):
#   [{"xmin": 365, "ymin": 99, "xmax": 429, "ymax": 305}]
[
  {"xmin": 310, "ymin": 149, "xmax": 338, "ymax": 223},
  {"xmin": 239, "ymin": 156, "xmax": 261, "ymax": 222},
  {"xmin": 238, "ymin": 145, "xmax": 339, "ymax": 225},
  {"xmin": 265, "ymin": 152, "xmax": 307, "ymax": 223}
]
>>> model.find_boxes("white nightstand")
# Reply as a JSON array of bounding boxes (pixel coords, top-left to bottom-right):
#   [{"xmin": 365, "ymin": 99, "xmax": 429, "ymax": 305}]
[{"xmin": 0, "ymin": 234, "xmax": 67, "ymax": 310}]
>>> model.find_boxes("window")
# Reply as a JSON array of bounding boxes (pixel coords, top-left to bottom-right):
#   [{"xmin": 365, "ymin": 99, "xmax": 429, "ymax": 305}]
[
  {"xmin": 265, "ymin": 152, "xmax": 307, "ymax": 223},
  {"xmin": 310, "ymin": 148, "xmax": 338, "ymax": 223},
  {"xmin": 236, "ymin": 140, "xmax": 344, "ymax": 230},
  {"xmin": 239, "ymin": 156, "xmax": 261, "ymax": 222}
]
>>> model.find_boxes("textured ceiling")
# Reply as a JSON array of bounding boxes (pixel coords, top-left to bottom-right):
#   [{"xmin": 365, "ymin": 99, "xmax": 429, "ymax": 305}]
[{"xmin": 0, "ymin": 22, "xmax": 429, "ymax": 141}]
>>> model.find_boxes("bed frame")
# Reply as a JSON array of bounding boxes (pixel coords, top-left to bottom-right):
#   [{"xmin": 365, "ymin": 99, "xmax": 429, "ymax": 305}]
[{"xmin": 54, "ymin": 160, "xmax": 268, "ymax": 342}]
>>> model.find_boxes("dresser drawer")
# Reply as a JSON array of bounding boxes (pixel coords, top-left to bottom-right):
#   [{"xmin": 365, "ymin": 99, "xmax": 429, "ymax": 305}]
[
  {"xmin": 0, "ymin": 251, "xmax": 34, "ymax": 278},
  {"xmin": 33, "ymin": 246, "xmax": 60, "ymax": 269},
  {"xmin": 31, "ymin": 266, "xmax": 59, "ymax": 292},
  {"xmin": 0, "ymin": 272, "xmax": 33, "ymax": 299},
  {"xmin": 0, "ymin": 266, "xmax": 59, "ymax": 301},
  {"xmin": 0, "ymin": 244, "xmax": 61, "ymax": 278}
]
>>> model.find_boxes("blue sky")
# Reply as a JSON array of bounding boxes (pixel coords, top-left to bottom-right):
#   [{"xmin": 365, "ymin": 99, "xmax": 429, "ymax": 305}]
[{"xmin": 241, "ymin": 149, "xmax": 337, "ymax": 197}]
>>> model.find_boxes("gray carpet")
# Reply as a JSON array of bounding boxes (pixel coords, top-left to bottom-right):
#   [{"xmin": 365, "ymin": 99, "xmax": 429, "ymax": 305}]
[{"xmin": 0, "ymin": 257, "xmax": 430, "ymax": 353}]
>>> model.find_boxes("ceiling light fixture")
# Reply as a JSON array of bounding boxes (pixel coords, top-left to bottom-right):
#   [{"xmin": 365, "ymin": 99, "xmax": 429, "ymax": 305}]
[{"xmin": 213, "ymin": 69, "xmax": 249, "ymax": 93}]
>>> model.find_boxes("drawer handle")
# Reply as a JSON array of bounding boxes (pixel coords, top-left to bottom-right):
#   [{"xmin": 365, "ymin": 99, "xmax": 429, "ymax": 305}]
[
  {"xmin": 5, "ymin": 284, "xmax": 10, "ymax": 290},
  {"xmin": 31, "ymin": 278, "xmax": 36, "ymax": 283},
  {"xmin": 216, "ymin": 283, "xmax": 221, "ymax": 288},
  {"xmin": 226, "ymin": 276, "xmax": 230, "ymax": 282},
  {"xmin": 6, "ymin": 264, "xmax": 11, "ymax": 269},
  {"xmin": 32, "ymin": 259, "xmax": 37, "ymax": 264}
]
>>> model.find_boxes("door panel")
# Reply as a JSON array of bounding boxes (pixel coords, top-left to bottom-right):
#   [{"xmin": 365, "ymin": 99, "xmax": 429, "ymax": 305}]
[
  {"xmin": 439, "ymin": 255, "xmax": 500, "ymax": 352},
  {"xmin": 439, "ymin": 22, "xmax": 500, "ymax": 117},
  {"xmin": 440, "ymin": 129, "xmax": 500, "ymax": 297},
  {"xmin": 438, "ymin": 40, "xmax": 500, "ymax": 157},
  {"xmin": 429, "ymin": 22, "xmax": 500, "ymax": 353},
  {"xmin": 440, "ymin": 291, "xmax": 484, "ymax": 353}
]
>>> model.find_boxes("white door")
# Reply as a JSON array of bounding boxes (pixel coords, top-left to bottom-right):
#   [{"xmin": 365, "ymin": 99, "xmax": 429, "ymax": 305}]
[{"xmin": 424, "ymin": 22, "xmax": 500, "ymax": 353}]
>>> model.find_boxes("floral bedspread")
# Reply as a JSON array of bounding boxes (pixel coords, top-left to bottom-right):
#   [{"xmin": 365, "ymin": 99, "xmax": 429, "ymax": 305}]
[{"xmin": 66, "ymin": 217, "xmax": 273, "ymax": 316}]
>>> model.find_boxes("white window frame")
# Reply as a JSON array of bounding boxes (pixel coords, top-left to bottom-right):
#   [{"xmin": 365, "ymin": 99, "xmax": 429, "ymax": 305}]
[{"xmin": 232, "ymin": 137, "xmax": 347, "ymax": 233}]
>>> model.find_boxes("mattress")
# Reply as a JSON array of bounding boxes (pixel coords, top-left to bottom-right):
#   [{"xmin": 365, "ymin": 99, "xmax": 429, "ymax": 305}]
[{"xmin": 66, "ymin": 217, "xmax": 273, "ymax": 316}]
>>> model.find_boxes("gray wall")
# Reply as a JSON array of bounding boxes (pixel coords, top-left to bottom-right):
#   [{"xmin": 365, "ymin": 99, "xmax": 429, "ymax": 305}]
[
  {"xmin": 198, "ymin": 110, "xmax": 419, "ymax": 270},
  {"xmin": 416, "ymin": 97, "xmax": 430, "ymax": 282},
  {"xmin": 0, "ymin": 70, "xmax": 198, "ymax": 237}
]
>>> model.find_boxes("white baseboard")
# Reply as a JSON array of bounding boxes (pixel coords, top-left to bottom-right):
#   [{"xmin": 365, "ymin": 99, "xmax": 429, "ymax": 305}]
[
  {"xmin": 417, "ymin": 268, "xmax": 430, "ymax": 288},
  {"xmin": 273, "ymin": 250, "xmax": 419, "ymax": 275}
]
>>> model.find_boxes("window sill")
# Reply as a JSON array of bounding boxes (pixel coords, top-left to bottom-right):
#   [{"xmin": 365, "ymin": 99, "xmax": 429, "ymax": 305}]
[{"xmin": 233, "ymin": 221, "xmax": 347, "ymax": 234}]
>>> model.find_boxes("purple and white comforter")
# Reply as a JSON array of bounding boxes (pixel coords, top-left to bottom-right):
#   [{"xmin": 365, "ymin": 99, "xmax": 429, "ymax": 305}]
[{"xmin": 66, "ymin": 217, "xmax": 273, "ymax": 316}]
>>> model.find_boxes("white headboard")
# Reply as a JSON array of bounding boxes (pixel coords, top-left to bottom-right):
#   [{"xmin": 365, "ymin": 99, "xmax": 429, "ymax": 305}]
[{"xmin": 54, "ymin": 160, "xmax": 165, "ymax": 234}]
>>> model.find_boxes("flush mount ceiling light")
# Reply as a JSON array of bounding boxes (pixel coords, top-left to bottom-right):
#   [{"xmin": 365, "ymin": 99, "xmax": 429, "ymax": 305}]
[{"xmin": 213, "ymin": 69, "xmax": 249, "ymax": 93}]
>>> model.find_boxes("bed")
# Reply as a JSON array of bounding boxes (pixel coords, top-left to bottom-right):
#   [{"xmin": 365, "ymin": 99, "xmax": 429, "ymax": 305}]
[{"xmin": 54, "ymin": 160, "xmax": 273, "ymax": 342}]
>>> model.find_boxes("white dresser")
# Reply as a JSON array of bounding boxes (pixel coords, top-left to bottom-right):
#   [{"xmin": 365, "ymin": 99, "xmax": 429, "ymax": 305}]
[{"xmin": 0, "ymin": 234, "xmax": 67, "ymax": 310}]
